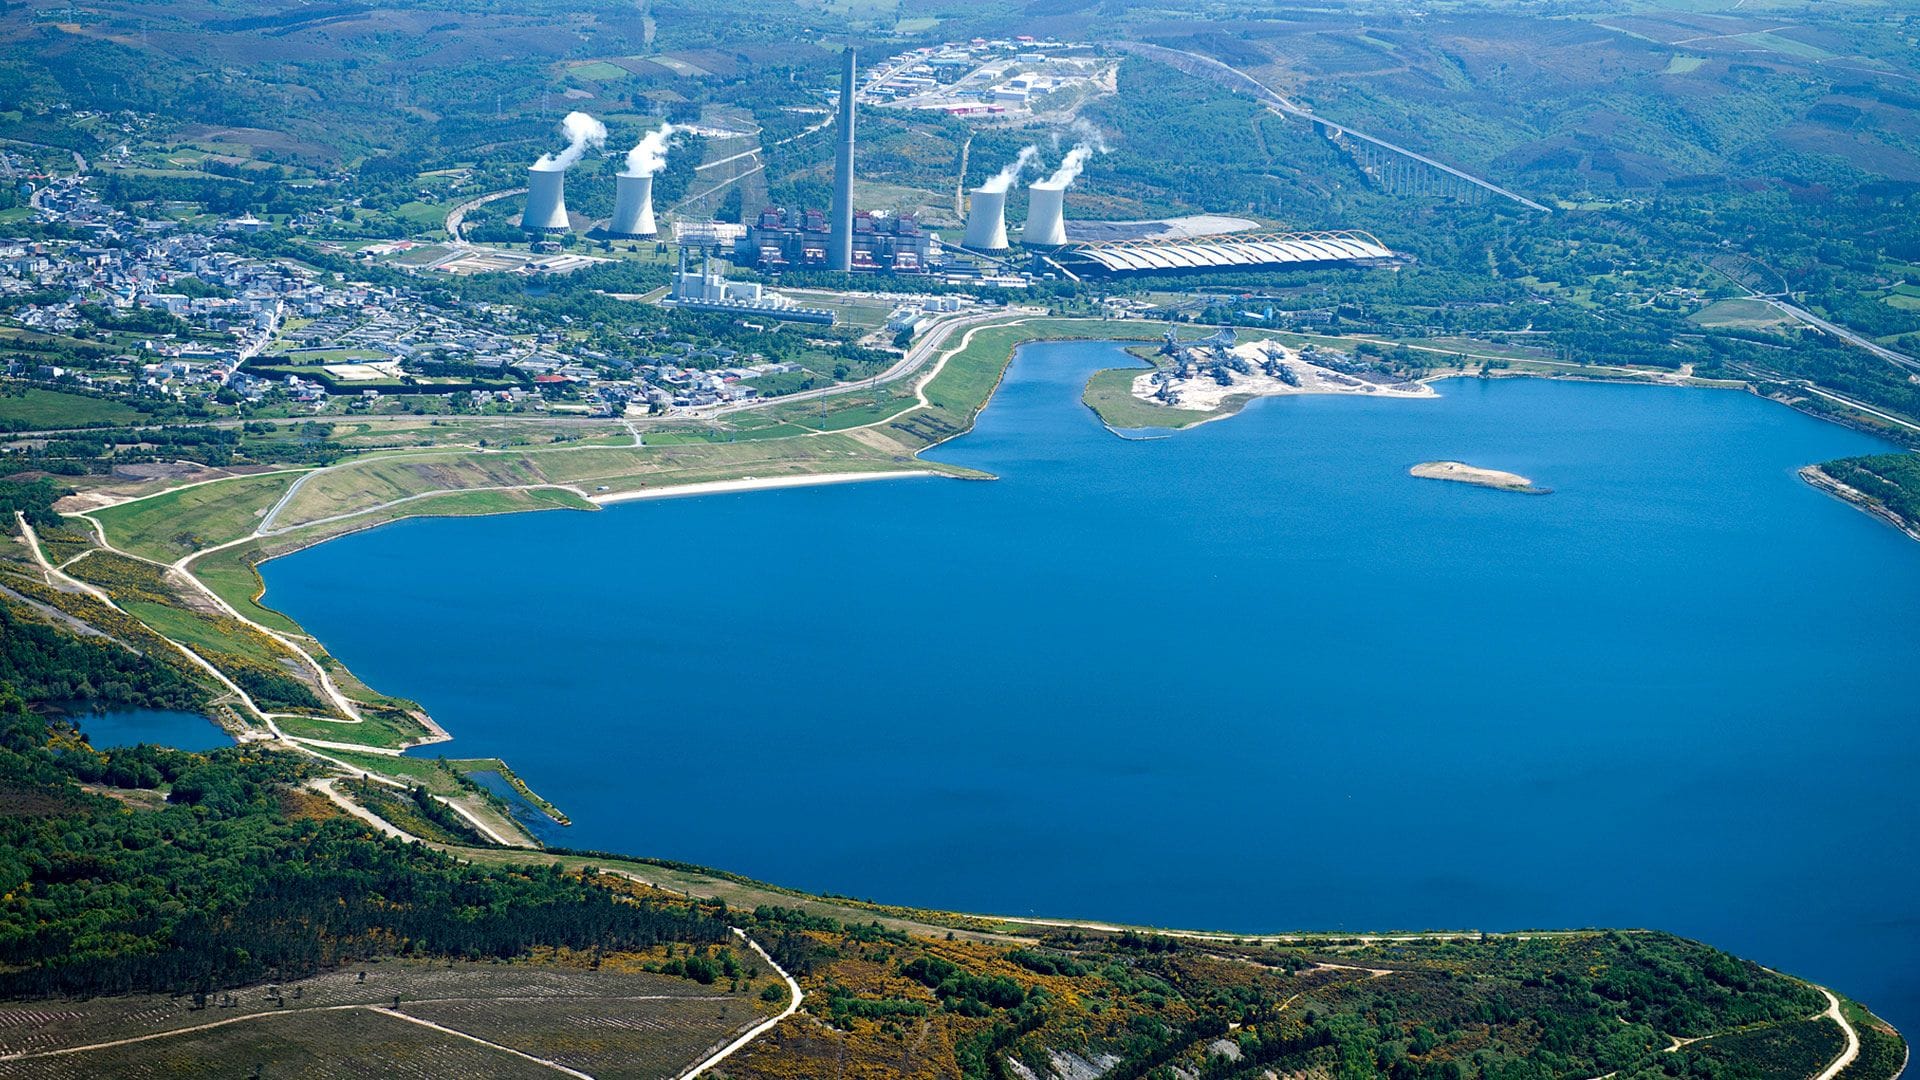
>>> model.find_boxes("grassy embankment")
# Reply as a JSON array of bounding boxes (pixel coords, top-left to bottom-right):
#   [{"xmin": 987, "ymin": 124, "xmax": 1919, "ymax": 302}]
[{"xmin": 87, "ymin": 471, "xmax": 302, "ymax": 563}]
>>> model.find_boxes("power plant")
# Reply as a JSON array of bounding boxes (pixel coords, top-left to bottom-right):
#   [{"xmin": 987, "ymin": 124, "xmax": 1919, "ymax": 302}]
[
  {"xmin": 962, "ymin": 188, "xmax": 1009, "ymax": 250},
  {"xmin": 523, "ymin": 166, "xmax": 572, "ymax": 232},
  {"xmin": 828, "ymin": 48, "xmax": 857, "ymax": 272},
  {"xmin": 1022, "ymin": 143, "xmax": 1092, "ymax": 248},
  {"xmin": 608, "ymin": 122, "xmax": 676, "ymax": 238},
  {"xmin": 962, "ymin": 146, "xmax": 1035, "ymax": 251},
  {"xmin": 608, "ymin": 173, "xmax": 657, "ymax": 238},
  {"xmin": 1023, "ymin": 183, "xmax": 1067, "ymax": 247},
  {"xmin": 476, "ymin": 69, "xmax": 1399, "ymax": 284},
  {"xmin": 523, "ymin": 112, "xmax": 606, "ymax": 234}
]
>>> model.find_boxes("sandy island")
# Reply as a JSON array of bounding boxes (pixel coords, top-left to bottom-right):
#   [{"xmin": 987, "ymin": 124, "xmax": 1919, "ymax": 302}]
[{"xmin": 1410, "ymin": 461, "xmax": 1547, "ymax": 494}]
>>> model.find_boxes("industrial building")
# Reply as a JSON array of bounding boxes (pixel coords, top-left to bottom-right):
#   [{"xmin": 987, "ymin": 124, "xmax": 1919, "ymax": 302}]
[
  {"xmin": 523, "ymin": 112, "xmax": 605, "ymax": 233},
  {"xmin": 664, "ymin": 248, "xmax": 835, "ymax": 324},
  {"xmin": 739, "ymin": 207, "xmax": 941, "ymax": 272},
  {"xmin": 1050, "ymin": 230, "xmax": 1397, "ymax": 277}
]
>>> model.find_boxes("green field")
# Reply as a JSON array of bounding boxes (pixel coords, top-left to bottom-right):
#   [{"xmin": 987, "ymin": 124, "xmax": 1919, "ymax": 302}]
[
  {"xmin": 89, "ymin": 471, "xmax": 302, "ymax": 563},
  {"xmin": 1081, "ymin": 364, "xmax": 1221, "ymax": 430},
  {"xmin": 0, "ymin": 388, "xmax": 144, "ymax": 429},
  {"xmin": 567, "ymin": 60, "xmax": 632, "ymax": 81},
  {"xmin": 318, "ymin": 748, "xmax": 467, "ymax": 791},
  {"xmin": 1691, "ymin": 297, "xmax": 1792, "ymax": 329},
  {"xmin": 275, "ymin": 709, "xmax": 428, "ymax": 750},
  {"xmin": 188, "ymin": 540, "xmax": 304, "ymax": 634},
  {"xmin": 119, "ymin": 599, "xmax": 286, "ymax": 668}
]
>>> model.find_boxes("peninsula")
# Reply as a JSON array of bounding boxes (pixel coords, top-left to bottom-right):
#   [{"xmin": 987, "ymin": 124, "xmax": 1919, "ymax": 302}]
[{"xmin": 1804, "ymin": 455, "xmax": 1920, "ymax": 542}]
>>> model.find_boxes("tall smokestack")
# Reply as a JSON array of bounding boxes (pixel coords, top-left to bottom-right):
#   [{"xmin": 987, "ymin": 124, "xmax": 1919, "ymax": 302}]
[
  {"xmin": 963, "ymin": 188, "xmax": 1009, "ymax": 251},
  {"xmin": 609, "ymin": 173, "xmax": 656, "ymax": 237},
  {"xmin": 828, "ymin": 48, "xmax": 856, "ymax": 272},
  {"xmin": 524, "ymin": 166, "xmax": 571, "ymax": 231}
]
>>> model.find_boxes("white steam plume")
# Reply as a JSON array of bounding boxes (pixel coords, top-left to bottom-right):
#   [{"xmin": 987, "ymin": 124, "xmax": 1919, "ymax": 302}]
[
  {"xmin": 1041, "ymin": 143, "xmax": 1095, "ymax": 188},
  {"xmin": 533, "ymin": 111, "xmax": 607, "ymax": 172},
  {"xmin": 1067, "ymin": 118, "xmax": 1111, "ymax": 154},
  {"xmin": 979, "ymin": 145, "xmax": 1039, "ymax": 193},
  {"xmin": 624, "ymin": 122, "xmax": 679, "ymax": 177}
]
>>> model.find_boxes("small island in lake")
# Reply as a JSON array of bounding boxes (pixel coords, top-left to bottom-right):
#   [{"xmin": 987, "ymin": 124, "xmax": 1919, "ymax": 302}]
[{"xmin": 1411, "ymin": 460, "xmax": 1550, "ymax": 493}]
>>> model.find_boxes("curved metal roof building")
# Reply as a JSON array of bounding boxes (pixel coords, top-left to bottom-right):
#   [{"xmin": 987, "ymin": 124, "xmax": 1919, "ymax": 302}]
[{"xmin": 1053, "ymin": 230, "xmax": 1395, "ymax": 276}]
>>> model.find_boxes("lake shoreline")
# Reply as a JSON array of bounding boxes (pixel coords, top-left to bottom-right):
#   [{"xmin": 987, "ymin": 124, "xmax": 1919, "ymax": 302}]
[
  {"xmin": 589, "ymin": 470, "xmax": 932, "ymax": 506},
  {"xmin": 1799, "ymin": 465, "xmax": 1920, "ymax": 542},
  {"xmin": 249, "ymin": 341, "xmax": 1918, "ymax": 1042}
]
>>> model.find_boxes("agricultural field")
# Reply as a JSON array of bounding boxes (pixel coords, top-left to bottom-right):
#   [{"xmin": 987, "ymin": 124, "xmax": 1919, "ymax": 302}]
[
  {"xmin": 1691, "ymin": 297, "xmax": 1794, "ymax": 330},
  {"xmin": 0, "ymin": 388, "xmax": 145, "ymax": 430}
]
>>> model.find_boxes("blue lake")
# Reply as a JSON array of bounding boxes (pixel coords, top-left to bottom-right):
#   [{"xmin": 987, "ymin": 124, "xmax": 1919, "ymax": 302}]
[
  {"xmin": 263, "ymin": 340, "xmax": 1920, "ymax": 1034},
  {"xmin": 72, "ymin": 707, "xmax": 230, "ymax": 751}
]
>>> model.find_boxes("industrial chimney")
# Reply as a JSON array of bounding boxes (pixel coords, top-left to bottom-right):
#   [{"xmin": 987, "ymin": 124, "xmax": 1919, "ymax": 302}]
[
  {"xmin": 1023, "ymin": 181, "xmax": 1067, "ymax": 247},
  {"xmin": 828, "ymin": 48, "xmax": 857, "ymax": 272},
  {"xmin": 609, "ymin": 173, "xmax": 657, "ymax": 238},
  {"xmin": 523, "ymin": 165, "xmax": 571, "ymax": 232},
  {"xmin": 963, "ymin": 188, "xmax": 1009, "ymax": 251}
]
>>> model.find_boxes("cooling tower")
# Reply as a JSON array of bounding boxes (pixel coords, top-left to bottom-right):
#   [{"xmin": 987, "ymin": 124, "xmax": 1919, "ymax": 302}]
[
  {"xmin": 828, "ymin": 48, "xmax": 857, "ymax": 272},
  {"xmin": 962, "ymin": 188, "xmax": 1009, "ymax": 251},
  {"xmin": 524, "ymin": 166, "xmax": 570, "ymax": 232},
  {"xmin": 609, "ymin": 172, "xmax": 657, "ymax": 238},
  {"xmin": 1024, "ymin": 182, "xmax": 1067, "ymax": 247}
]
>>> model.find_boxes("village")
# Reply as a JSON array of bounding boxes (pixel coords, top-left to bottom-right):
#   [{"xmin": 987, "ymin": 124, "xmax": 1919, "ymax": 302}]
[{"xmin": 1, "ymin": 173, "xmax": 877, "ymax": 420}]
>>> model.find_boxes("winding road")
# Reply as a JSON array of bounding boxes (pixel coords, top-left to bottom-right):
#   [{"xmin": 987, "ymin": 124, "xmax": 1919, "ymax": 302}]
[{"xmin": 1813, "ymin": 987, "xmax": 1861, "ymax": 1080}]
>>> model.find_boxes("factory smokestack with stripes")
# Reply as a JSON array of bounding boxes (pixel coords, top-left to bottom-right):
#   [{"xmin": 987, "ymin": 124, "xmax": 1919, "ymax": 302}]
[{"xmin": 828, "ymin": 48, "xmax": 856, "ymax": 272}]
